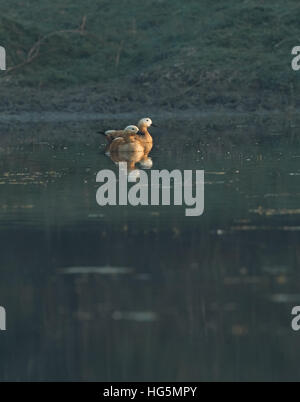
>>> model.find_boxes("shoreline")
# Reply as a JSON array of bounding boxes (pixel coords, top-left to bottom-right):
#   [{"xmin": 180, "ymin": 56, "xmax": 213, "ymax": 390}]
[{"xmin": 0, "ymin": 107, "xmax": 297, "ymax": 123}]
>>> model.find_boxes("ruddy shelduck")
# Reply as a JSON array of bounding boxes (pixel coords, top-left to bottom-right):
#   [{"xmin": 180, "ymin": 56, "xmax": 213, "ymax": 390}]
[
  {"xmin": 136, "ymin": 117, "xmax": 154, "ymax": 157},
  {"xmin": 100, "ymin": 117, "xmax": 156, "ymax": 154}
]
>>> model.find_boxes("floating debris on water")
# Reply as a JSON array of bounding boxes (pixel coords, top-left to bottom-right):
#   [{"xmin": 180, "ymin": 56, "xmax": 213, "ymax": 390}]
[
  {"xmin": 263, "ymin": 193, "xmax": 299, "ymax": 198},
  {"xmin": 269, "ymin": 294, "xmax": 300, "ymax": 303},
  {"xmin": 0, "ymin": 170, "xmax": 64, "ymax": 186},
  {"xmin": 60, "ymin": 266, "xmax": 133, "ymax": 275},
  {"xmin": 210, "ymin": 229, "xmax": 226, "ymax": 235},
  {"xmin": 206, "ymin": 171, "xmax": 226, "ymax": 175},
  {"xmin": 276, "ymin": 275, "xmax": 288, "ymax": 285},
  {"xmin": 0, "ymin": 204, "xmax": 34, "ymax": 209},
  {"xmin": 112, "ymin": 311, "xmax": 158, "ymax": 322},
  {"xmin": 205, "ymin": 181, "xmax": 225, "ymax": 185},
  {"xmin": 231, "ymin": 324, "xmax": 248, "ymax": 336},
  {"xmin": 150, "ymin": 211, "xmax": 160, "ymax": 216},
  {"xmin": 234, "ymin": 219, "xmax": 251, "ymax": 224},
  {"xmin": 250, "ymin": 206, "xmax": 300, "ymax": 216},
  {"xmin": 262, "ymin": 266, "xmax": 290, "ymax": 275},
  {"xmin": 88, "ymin": 213, "xmax": 105, "ymax": 219},
  {"xmin": 224, "ymin": 276, "xmax": 266, "ymax": 285},
  {"xmin": 231, "ymin": 225, "xmax": 300, "ymax": 232}
]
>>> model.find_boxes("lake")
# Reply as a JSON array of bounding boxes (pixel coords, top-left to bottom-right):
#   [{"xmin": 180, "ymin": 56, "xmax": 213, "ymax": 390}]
[{"xmin": 0, "ymin": 112, "xmax": 300, "ymax": 381}]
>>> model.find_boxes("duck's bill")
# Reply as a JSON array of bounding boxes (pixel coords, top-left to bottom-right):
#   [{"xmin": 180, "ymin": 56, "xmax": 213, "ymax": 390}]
[
  {"xmin": 137, "ymin": 130, "xmax": 144, "ymax": 136},
  {"xmin": 151, "ymin": 123, "xmax": 158, "ymax": 127}
]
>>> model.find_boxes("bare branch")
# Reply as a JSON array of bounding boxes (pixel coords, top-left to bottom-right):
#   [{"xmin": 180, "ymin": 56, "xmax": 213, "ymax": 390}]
[{"xmin": 5, "ymin": 16, "xmax": 87, "ymax": 74}]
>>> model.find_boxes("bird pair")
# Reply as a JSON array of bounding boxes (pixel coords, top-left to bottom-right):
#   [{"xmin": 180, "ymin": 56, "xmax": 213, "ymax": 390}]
[{"xmin": 100, "ymin": 117, "xmax": 156, "ymax": 156}]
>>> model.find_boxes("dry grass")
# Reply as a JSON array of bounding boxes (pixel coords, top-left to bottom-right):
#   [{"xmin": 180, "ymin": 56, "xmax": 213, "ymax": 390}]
[{"xmin": 0, "ymin": 0, "xmax": 300, "ymax": 110}]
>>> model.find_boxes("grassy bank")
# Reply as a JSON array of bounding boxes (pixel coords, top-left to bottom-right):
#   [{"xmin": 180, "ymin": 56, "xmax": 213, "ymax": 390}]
[{"xmin": 0, "ymin": 0, "xmax": 300, "ymax": 111}]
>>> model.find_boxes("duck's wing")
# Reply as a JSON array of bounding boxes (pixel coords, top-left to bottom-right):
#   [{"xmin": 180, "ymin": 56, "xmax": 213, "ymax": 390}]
[
  {"xmin": 105, "ymin": 129, "xmax": 126, "ymax": 143},
  {"xmin": 109, "ymin": 136, "xmax": 126, "ymax": 152}
]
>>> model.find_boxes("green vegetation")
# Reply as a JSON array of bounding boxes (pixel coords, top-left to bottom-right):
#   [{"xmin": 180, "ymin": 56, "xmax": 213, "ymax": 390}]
[{"xmin": 1, "ymin": 0, "xmax": 300, "ymax": 110}]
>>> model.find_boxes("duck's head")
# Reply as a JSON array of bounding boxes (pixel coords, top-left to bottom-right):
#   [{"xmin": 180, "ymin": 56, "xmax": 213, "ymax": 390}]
[
  {"xmin": 138, "ymin": 117, "xmax": 157, "ymax": 129},
  {"xmin": 124, "ymin": 125, "xmax": 143, "ymax": 137},
  {"xmin": 124, "ymin": 125, "xmax": 139, "ymax": 134}
]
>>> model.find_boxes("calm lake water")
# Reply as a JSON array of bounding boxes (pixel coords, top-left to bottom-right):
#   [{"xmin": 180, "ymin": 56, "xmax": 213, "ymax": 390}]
[{"xmin": 0, "ymin": 114, "xmax": 300, "ymax": 381}]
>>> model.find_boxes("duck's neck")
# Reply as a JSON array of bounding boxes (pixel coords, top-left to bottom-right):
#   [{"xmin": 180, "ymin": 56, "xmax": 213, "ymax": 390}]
[{"xmin": 140, "ymin": 126, "xmax": 152, "ymax": 142}]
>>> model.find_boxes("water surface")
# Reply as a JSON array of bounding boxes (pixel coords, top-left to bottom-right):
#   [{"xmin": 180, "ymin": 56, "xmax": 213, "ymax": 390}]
[{"xmin": 0, "ymin": 116, "xmax": 300, "ymax": 381}]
